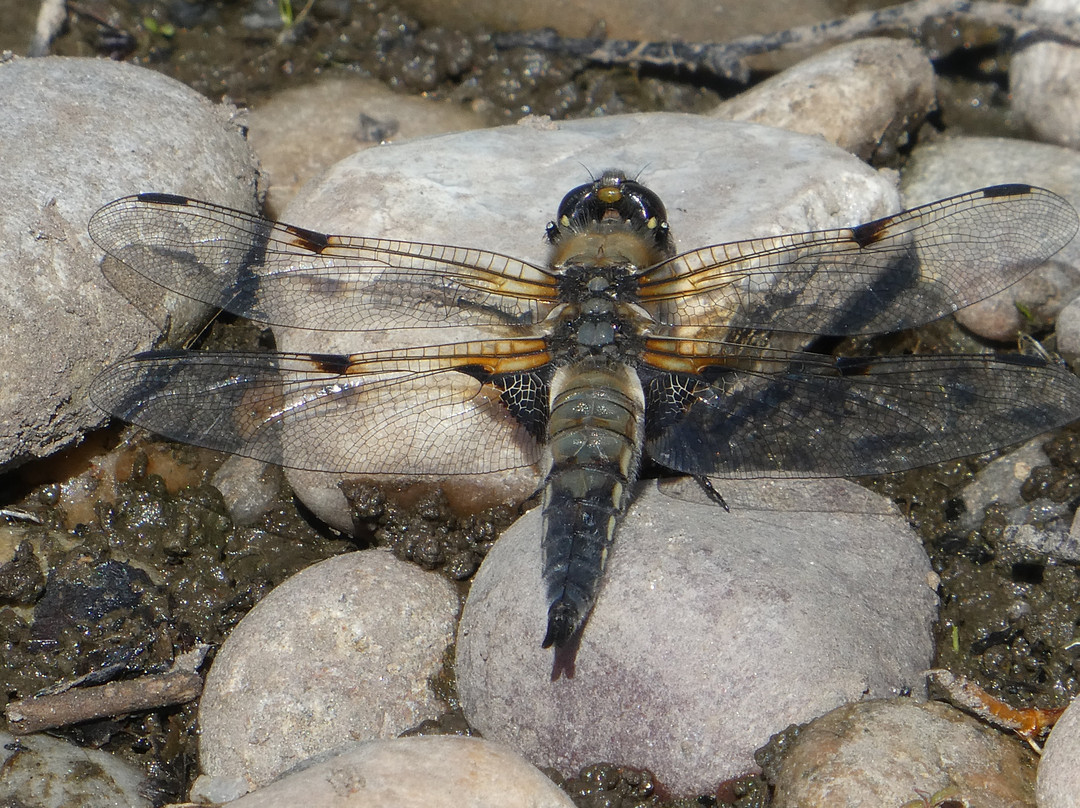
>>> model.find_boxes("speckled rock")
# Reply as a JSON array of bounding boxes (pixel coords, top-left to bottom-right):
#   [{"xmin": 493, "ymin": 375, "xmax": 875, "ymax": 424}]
[
  {"xmin": 455, "ymin": 479, "xmax": 937, "ymax": 796},
  {"xmin": 198, "ymin": 550, "xmax": 459, "ymax": 789},
  {"xmin": 246, "ymin": 75, "xmax": 487, "ymax": 217},
  {"xmin": 1012, "ymin": 0, "xmax": 1080, "ymax": 150},
  {"xmin": 0, "ymin": 55, "xmax": 258, "ymax": 469},
  {"xmin": 277, "ymin": 112, "xmax": 898, "ymax": 533},
  {"xmin": 900, "ymin": 137, "xmax": 1080, "ymax": 342},
  {"xmin": 769, "ymin": 699, "xmax": 1037, "ymax": 808},
  {"xmin": 0, "ymin": 729, "xmax": 152, "ymax": 808},
  {"xmin": 220, "ymin": 736, "xmax": 576, "ymax": 808},
  {"xmin": 1038, "ymin": 692, "xmax": 1080, "ymax": 808},
  {"xmin": 714, "ymin": 38, "xmax": 936, "ymax": 161}
]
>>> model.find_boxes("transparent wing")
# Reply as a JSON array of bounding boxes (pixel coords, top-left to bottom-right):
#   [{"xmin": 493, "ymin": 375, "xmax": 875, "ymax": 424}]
[
  {"xmin": 644, "ymin": 342, "xmax": 1080, "ymax": 477},
  {"xmin": 89, "ymin": 194, "xmax": 560, "ymax": 331},
  {"xmin": 89, "ymin": 343, "xmax": 550, "ymax": 475},
  {"xmin": 638, "ymin": 185, "xmax": 1078, "ymax": 336}
]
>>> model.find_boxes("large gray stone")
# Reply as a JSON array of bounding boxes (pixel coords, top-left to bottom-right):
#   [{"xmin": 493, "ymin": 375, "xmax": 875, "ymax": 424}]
[
  {"xmin": 455, "ymin": 479, "xmax": 937, "ymax": 795},
  {"xmin": 0, "ymin": 56, "xmax": 258, "ymax": 469}
]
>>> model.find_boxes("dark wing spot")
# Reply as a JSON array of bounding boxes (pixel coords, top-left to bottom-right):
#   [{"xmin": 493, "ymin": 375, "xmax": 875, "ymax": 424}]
[
  {"xmin": 137, "ymin": 192, "xmax": 191, "ymax": 206},
  {"xmin": 310, "ymin": 353, "xmax": 352, "ymax": 374},
  {"xmin": 850, "ymin": 218, "xmax": 889, "ymax": 248},
  {"xmin": 834, "ymin": 356, "xmax": 875, "ymax": 376},
  {"xmin": 284, "ymin": 223, "xmax": 331, "ymax": 254},
  {"xmin": 983, "ymin": 183, "xmax": 1033, "ymax": 199}
]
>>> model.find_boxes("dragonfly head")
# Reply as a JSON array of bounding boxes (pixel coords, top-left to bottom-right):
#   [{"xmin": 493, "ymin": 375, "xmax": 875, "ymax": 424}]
[{"xmin": 547, "ymin": 169, "xmax": 673, "ymax": 259}]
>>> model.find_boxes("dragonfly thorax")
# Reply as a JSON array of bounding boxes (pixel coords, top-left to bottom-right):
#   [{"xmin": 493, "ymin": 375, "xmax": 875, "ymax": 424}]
[{"xmin": 550, "ymin": 262, "xmax": 649, "ymax": 360}]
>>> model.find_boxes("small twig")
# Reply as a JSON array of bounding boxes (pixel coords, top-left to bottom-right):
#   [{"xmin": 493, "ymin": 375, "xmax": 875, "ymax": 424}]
[
  {"xmin": 928, "ymin": 668, "xmax": 1065, "ymax": 751},
  {"xmin": 4, "ymin": 646, "xmax": 208, "ymax": 734},
  {"xmin": 0, "ymin": 508, "xmax": 42, "ymax": 523},
  {"xmin": 492, "ymin": 0, "xmax": 1080, "ymax": 82}
]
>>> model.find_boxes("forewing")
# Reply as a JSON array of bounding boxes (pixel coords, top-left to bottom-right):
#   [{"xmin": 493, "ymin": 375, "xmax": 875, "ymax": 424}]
[
  {"xmin": 638, "ymin": 185, "xmax": 1079, "ymax": 336},
  {"xmin": 90, "ymin": 344, "xmax": 547, "ymax": 475},
  {"xmin": 644, "ymin": 345, "xmax": 1080, "ymax": 477},
  {"xmin": 89, "ymin": 194, "xmax": 559, "ymax": 331}
]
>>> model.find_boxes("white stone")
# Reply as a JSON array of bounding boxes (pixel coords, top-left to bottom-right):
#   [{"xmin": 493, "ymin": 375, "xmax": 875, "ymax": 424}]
[
  {"xmin": 198, "ymin": 550, "xmax": 459, "ymax": 788},
  {"xmin": 455, "ymin": 479, "xmax": 937, "ymax": 795}
]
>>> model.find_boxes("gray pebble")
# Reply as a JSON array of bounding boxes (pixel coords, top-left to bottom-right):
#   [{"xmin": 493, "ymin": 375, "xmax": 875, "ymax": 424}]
[{"xmin": 198, "ymin": 550, "xmax": 459, "ymax": 788}]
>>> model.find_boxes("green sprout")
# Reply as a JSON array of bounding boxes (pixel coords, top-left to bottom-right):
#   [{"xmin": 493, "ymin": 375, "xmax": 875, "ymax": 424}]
[
  {"xmin": 142, "ymin": 17, "xmax": 175, "ymax": 37},
  {"xmin": 278, "ymin": 0, "xmax": 294, "ymax": 27}
]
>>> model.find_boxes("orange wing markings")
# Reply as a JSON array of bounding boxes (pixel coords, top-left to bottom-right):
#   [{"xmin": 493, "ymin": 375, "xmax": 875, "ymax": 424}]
[{"xmin": 319, "ymin": 339, "xmax": 552, "ymax": 378}]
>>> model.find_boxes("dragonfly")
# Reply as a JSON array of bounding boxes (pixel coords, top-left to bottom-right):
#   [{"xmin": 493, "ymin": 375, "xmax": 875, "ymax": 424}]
[{"xmin": 89, "ymin": 171, "xmax": 1080, "ymax": 649}]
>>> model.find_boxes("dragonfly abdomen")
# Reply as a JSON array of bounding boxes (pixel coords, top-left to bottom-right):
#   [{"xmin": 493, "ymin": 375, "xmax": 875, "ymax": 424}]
[{"xmin": 541, "ymin": 360, "xmax": 645, "ymax": 648}]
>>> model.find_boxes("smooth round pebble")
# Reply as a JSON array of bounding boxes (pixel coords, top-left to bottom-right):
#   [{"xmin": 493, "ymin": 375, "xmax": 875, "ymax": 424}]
[
  {"xmin": 1037, "ymin": 692, "xmax": 1080, "ymax": 808},
  {"xmin": 0, "ymin": 56, "xmax": 258, "ymax": 467},
  {"xmin": 221, "ymin": 736, "xmax": 576, "ymax": 808},
  {"xmin": 0, "ymin": 729, "xmax": 151, "ymax": 808},
  {"xmin": 276, "ymin": 112, "xmax": 898, "ymax": 533},
  {"xmin": 456, "ymin": 479, "xmax": 937, "ymax": 795},
  {"xmin": 199, "ymin": 550, "xmax": 459, "ymax": 789},
  {"xmin": 770, "ymin": 699, "xmax": 1037, "ymax": 808},
  {"xmin": 714, "ymin": 38, "xmax": 935, "ymax": 161},
  {"xmin": 900, "ymin": 137, "xmax": 1080, "ymax": 342},
  {"xmin": 1011, "ymin": 0, "xmax": 1080, "ymax": 150}
]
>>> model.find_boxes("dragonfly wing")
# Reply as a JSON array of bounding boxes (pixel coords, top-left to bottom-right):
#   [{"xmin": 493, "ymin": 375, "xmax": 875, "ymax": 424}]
[
  {"xmin": 639, "ymin": 185, "xmax": 1079, "ymax": 336},
  {"xmin": 644, "ymin": 347, "xmax": 1080, "ymax": 477},
  {"xmin": 89, "ymin": 194, "xmax": 559, "ymax": 331},
  {"xmin": 90, "ymin": 344, "xmax": 547, "ymax": 476}
]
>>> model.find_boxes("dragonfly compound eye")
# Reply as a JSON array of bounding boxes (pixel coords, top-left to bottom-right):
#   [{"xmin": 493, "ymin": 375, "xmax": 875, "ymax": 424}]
[{"xmin": 549, "ymin": 170, "xmax": 672, "ymax": 254}]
